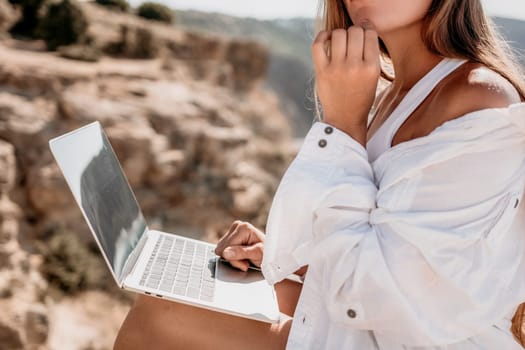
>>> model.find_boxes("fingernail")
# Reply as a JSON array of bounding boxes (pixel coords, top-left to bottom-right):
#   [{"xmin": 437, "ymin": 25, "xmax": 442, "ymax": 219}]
[{"xmin": 223, "ymin": 248, "xmax": 235, "ymax": 259}]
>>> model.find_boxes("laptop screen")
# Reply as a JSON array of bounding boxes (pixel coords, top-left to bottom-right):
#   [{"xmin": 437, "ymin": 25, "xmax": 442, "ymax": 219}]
[{"xmin": 49, "ymin": 122, "xmax": 147, "ymax": 284}]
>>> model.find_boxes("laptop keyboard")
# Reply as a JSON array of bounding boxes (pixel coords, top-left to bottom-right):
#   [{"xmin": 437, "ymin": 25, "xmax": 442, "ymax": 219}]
[{"xmin": 139, "ymin": 235, "xmax": 216, "ymax": 302}]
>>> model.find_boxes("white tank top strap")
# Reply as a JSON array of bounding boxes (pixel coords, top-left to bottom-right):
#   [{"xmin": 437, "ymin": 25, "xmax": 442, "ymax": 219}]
[{"xmin": 366, "ymin": 57, "xmax": 468, "ymax": 163}]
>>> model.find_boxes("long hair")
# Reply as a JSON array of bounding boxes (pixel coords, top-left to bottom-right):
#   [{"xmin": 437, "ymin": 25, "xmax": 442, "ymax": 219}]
[{"xmin": 312, "ymin": 0, "xmax": 525, "ymax": 121}]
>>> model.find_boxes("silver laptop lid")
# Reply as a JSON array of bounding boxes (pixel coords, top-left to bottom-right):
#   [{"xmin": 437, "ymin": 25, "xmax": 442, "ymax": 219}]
[{"xmin": 49, "ymin": 121, "xmax": 147, "ymax": 285}]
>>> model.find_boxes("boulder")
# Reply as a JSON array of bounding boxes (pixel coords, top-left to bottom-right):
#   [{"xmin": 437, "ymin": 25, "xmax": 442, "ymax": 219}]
[
  {"xmin": 0, "ymin": 0, "xmax": 18, "ymax": 34},
  {"xmin": 0, "ymin": 139, "xmax": 15, "ymax": 193}
]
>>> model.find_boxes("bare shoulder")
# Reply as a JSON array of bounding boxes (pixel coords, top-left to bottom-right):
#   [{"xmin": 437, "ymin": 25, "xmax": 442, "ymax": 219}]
[
  {"xmin": 392, "ymin": 61, "xmax": 522, "ymax": 146},
  {"xmin": 432, "ymin": 61, "xmax": 521, "ymax": 122}
]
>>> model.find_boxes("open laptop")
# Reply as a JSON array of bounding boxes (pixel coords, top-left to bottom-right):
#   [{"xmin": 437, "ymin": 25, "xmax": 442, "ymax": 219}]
[{"xmin": 49, "ymin": 121, "xmax": 280, "ymax": 323}]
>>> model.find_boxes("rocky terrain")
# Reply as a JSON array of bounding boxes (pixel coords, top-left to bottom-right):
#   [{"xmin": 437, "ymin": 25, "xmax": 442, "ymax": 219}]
[{"xmin": 0, "ymin": 1, "xmax": 300, "ymax": 349}]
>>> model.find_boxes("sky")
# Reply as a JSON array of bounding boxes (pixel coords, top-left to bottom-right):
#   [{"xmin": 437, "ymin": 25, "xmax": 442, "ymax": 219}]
[{"xmin": 129, "ymin": 0, "xmax": 525, "ymax": 21}]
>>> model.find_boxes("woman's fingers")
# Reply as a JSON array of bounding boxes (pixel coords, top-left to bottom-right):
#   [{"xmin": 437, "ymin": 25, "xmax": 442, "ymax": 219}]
[
  {"xmin": 223, "ymin": 243, "xmax": 263, "ymax": 262},
  {"xmin": 223, "ymin": 243, "xmax": 264, "ymax": 271},
  {"xmin": 363, "ymin": 24, "xmax": 380, "ymax": 66},
  {"xmin": 215, "ymin": 224, "xmax": 234, "ymax": 255},
  {"xmin": 312, "ymin": 30, "xmax": 331, "ymax": 69},
  {"xmin": 346, "ymin": 26, "xmax": 364, "ymax": 64},
  {"xmin": 314, "ymin": 24, "xmax": 378, "ymax": 67},
  {"xmin": 215, "ymin": 220, "xmax": 265, "ymax": 258},
  {"xmin": 215, "ymin": 220, "xmax": 246, "ymax": 255},
  {"xmin": 228, "ymin": 259, "xmax": 250, "ymax": 272},
  {"xmin": 330, "ymin": 29, "xmax": 348, "ymax": 63}
]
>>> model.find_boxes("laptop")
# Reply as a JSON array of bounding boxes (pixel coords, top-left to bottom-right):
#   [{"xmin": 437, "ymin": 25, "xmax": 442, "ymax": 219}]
[{"xmin": 49, "ymin": 121, "xmax": 280, "ymax": 323}]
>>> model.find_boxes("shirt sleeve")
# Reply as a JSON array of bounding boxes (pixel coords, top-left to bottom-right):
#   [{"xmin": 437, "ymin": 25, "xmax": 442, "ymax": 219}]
[
  {"xmin": 261, "ymin": 121, "xmax": 378, "ymax": 283},
  {"xmin": 262, "ymin": 116, "xmax": 525, "ymax": 346}
]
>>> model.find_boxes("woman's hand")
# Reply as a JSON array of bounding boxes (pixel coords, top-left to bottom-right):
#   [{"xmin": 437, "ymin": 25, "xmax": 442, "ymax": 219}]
[
  {"xmin": 215, "ymin": 220, "xmax": 265, "ymax": 272},
  {"xmin": 312, "ymin": 23, "xmax": 381, "ymax": 146}
]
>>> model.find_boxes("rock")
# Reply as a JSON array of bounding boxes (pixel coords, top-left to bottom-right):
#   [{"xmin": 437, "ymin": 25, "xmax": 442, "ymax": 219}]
[
  {"xmin": 166, "ymin": 31, "xmax": 225, "ymax": 60},
  {"xmin": 105, "ymin": 123, "xmax": 162, "ymax": 187},
  {"xmin": 59, "ymin": 89, "xmax": 151, "ymax": 127},
  {"xmin": 58, "ymin": 44, "xmax": 102, "ymax": 62},
  {"xmin": 0, "ymin": 194, "xmax": 20, "ymax": 245},
  {"xmin": 225, "ymin": 39, "xmax": 269, "ymax": 91},
  {"xmin": 195, "ymin": 125, "xmax": 252, "ymax": 168},
  {"xmin": 104, "ymin": 24, "xmax": 161, "ymax": 59},
  {"xmin": 0, "ymin": 322, "xmax": 23, "ymax": 350},
  {"xmin": 0, "ymin": 0, "xmax": 18, "ymax": 34},
  {"xmin": 26, "ymin": 163, "xmax": 73, "ymax": 214},
  {"xmin": 148, "ymin": 149, "xmax": 186, "ymax": 185},
  {"xmin": 0, "ymin": 140, "xmax": 15, "ymax": 193},
  {"xmin": 231, "ymin": 181, "xmax": 267, "ymax": 216},
  {"xmin": 0, "ymin": 190, "xmax": 49, "ymax": 350},
  {"xmin": 25, "ymin": 304, "xmax": 49, "ymax": 344},
  {"xmin": 0, "ymin": 93, "xmax": 56, "ymax": 160},
  {"xmin": 0, "ymin": 140, "xmax": 19, "ymax": 254}
]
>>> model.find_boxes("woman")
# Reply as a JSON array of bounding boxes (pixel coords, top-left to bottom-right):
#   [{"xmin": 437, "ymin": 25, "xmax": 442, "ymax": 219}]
[{"xmin": 114, "ymin": 0, "xmax": 525, "ymax": 348}]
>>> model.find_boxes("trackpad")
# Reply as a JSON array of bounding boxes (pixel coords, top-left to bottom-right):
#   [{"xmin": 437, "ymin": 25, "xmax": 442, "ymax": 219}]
[
  {"xmin": 213, "ymin": 259, "xmax": 279, "ymax": 321},
  {"xmin": 216, "ymin": 260, "xmax": 265, "ymax": 283}
]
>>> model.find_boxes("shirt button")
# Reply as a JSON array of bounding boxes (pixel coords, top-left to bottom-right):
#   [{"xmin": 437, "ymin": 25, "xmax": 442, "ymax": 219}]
[
  {"xmin": 515, "ymin": 198, "xmax": 519, "ymax": 208},
  {"xmin": 347, "ymin": 309, "xmax": 357, "ymax": 318},
  {"xmin": 324, "ymin": 126, "xmax": 333, "ymax": 134},
  {"xmin": 318, "ymin": 139, "xmax": 327, "ymax": 148}
]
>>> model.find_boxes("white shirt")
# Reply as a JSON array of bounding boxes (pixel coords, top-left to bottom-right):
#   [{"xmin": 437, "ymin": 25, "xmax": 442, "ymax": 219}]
[{"xmin": 261, "ymin": 102, "xmax": 525, "ymax": 349}]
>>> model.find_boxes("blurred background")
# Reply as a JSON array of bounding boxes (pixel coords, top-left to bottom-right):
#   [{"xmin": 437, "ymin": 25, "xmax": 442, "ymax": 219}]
[{"xmin": 0, "ymin": 0, "xmax": 522, "ymax": 349}]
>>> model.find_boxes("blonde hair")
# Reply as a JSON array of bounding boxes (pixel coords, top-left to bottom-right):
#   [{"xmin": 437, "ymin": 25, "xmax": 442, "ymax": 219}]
[{"xmin": 312, "ymin": 0, "xmax": 525, "ymax": 121}]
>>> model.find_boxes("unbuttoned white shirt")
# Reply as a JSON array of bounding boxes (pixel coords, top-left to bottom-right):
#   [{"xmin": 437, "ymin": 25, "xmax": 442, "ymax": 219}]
[{"xmin": 261, "ymin": 103, "xmax": 525, "ymax": 349}]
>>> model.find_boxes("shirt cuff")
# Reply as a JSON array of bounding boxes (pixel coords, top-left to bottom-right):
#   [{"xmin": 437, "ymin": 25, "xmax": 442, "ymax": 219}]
[{"xmin": 297, "ymin": 121, "xmax": 368, "ymax": 163}]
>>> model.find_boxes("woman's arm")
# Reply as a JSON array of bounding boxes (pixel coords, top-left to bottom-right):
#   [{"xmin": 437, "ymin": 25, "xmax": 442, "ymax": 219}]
[{"xmin": 262, "ymin": 102, "xmax": 525, "ymax": 346}]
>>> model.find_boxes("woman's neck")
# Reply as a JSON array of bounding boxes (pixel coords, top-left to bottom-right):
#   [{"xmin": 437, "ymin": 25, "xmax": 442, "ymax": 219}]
[{"xmin": 380, "ymin": 22, "xmax": 444, "ymax": 94}]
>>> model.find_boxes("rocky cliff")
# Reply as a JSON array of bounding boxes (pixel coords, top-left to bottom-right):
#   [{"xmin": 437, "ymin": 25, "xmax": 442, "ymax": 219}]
[{"xmin": 0, "ymin": 1, "xmax": 299, "ymax": 348}]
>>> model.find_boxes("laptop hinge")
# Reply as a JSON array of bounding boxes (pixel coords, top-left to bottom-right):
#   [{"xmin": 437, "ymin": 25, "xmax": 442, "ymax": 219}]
[{"xmin": 119, "ymin": 228, "xmax": 150, "ymax": 288}]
